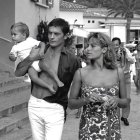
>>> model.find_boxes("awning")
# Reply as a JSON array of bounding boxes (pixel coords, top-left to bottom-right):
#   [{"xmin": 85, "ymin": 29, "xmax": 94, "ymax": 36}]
[
  {"xmin": 73, "ymin": 27, "xmax": 89, "ymax": 38},
  {"xmin": 85, "ymin": 28, "xmax": 109, "ymax": 33},
  {"xmin": 124, "ymin": 43, "xmax": 137, "ymax": 48},
  {"xmin": 130, "ymin": 27, "xmax": 140, "ymax": 30}
]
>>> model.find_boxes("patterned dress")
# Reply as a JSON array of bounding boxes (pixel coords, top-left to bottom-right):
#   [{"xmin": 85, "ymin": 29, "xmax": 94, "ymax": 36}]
[{"xmin": 79, "ymin": 82, "xmax": 121, "ymax": 140}]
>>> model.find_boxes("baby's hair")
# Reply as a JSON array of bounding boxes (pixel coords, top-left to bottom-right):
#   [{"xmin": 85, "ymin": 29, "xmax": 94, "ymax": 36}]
[{"xmin": 11, "ymin": 22, "xmax": 30, "ymax": 38}]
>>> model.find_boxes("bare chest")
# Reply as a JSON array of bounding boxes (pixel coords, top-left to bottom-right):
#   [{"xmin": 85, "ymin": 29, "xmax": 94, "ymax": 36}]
[{"xmin": 44, "ymin": 49, "xmax": 61, "ymax": 73}]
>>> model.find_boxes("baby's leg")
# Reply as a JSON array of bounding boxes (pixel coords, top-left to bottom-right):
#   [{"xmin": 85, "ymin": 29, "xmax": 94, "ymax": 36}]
[
  {"xmin": 28, "ymin": 66, "xmax": 56, "ymax": 94},
  {"xmin": 39, "ymin": 60, "xmax": 64, "ymax": 87}
]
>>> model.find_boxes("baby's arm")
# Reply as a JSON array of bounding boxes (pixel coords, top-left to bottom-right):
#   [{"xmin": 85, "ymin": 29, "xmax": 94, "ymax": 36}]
[
  {"xmin": 28, "ymin": 67, "xmax": 56, "ymax": 94},
  {"xmin": 9, "ymin": 53, "xmax": 17, "ymax": 61}
]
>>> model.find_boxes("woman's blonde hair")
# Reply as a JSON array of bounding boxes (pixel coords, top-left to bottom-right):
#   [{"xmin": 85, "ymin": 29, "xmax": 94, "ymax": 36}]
[{"xmin": 88, "ymin": 32, "xmax": 117, "ymax": 69}]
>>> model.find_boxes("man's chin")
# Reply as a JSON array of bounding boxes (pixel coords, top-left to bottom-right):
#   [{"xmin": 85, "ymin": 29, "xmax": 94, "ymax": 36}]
[{"xmin": 50, "ymin": 44, "xmax": 57, "ymax": 48}]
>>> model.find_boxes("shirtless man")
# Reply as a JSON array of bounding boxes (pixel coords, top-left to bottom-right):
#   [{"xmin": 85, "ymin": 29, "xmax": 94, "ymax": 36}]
[{"xmin": 15, "ymin": 18, "xmax": 81, "ymax": 140}]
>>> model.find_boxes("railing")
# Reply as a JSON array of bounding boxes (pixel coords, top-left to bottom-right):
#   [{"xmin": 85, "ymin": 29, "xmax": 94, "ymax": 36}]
[{"xmin": 0, "ymin": 36, "xmax": 12, "ymax": 43}]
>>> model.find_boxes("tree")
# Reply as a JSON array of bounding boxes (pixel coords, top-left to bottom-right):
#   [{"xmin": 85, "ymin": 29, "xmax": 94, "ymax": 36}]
[{"xmin": 106, "ymin": 0, "xmax": 140, "ymax": 43}]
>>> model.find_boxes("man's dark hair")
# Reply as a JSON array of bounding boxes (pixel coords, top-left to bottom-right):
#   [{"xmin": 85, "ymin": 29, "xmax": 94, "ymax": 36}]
[
  {"xmin": 48, "ymin": 18, "xmax": 73, "ymax": 47},
  {"xmin": 48, "ymin": 18, "xmax": 70, "ymax": 35},
  {"xmin": 112, "ymin": 37, "xmax": 121, "ymax": 45}
]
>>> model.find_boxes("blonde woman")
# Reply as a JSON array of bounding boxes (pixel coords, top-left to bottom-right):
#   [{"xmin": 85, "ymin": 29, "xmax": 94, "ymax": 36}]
[{"xmin": 69, "ymin": 33, "xmax": 128, "ymax": 140}]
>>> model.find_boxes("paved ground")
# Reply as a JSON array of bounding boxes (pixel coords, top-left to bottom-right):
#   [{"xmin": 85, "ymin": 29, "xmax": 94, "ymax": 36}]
[{"xmin": 62, "ymin": 82, "xmax": 140, "ymax": 140}]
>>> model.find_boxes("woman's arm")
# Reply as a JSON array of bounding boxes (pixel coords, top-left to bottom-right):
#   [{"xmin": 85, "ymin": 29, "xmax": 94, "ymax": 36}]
[
  {"xmin": 68, "ymin": 69, "xmax": 90, "ymax": 109},
  {"xmin": 109, "ymin": 68, "xmax": 128, "ymax": 109}
]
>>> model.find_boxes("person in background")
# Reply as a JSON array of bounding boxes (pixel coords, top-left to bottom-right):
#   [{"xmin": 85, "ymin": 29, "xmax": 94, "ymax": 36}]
[
  {"xmin": 112, "ymin": 37, "xmax": 135, "ymax": 126},
  {"xmin": 75, "ymin": 44, "xmax": 85, "ymax": 119},
  {"xmin": 14, "ymin": 18, "xmax": 81, "ymax": 140},
  {"xmin": 69, "ymin": 33, "xmax": 128, "ymax": 140},
  {"xmin": 133, "ymin": 42, "xmax": 140, "ymax": 93},
  {"xmin": 9, "ymin": 22, "xmax": 63, "ymax": 93}
]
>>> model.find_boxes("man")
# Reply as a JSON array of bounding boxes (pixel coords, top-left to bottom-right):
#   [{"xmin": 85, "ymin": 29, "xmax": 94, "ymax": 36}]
[
  {"xmin": 15, "ymin": 18, "xmax": 81, "ymax": 140},
  {"xmin": 112, "ymin": 37, "xmax": 135, "ymax": 126}
]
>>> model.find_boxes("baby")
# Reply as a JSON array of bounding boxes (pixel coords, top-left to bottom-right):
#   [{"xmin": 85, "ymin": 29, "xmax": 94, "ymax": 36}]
[{"xmin": 9, "ymin": 22, "xmax": 64, "ymax": 93}]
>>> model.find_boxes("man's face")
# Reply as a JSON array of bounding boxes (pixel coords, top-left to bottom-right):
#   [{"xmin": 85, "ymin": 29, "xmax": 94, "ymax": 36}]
[
  {"xmin": 112, "ymin": 40, "xmax": 120, "ymax": 51},
  {"xmin": 48, "ymin": 26, "xmax": 66, "ymax": 48}
]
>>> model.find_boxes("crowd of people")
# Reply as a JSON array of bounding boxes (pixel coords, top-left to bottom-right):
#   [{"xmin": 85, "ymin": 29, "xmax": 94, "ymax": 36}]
[{"xmin": 9, "ymin": 17, "xmax": 139, "ymax": 140}]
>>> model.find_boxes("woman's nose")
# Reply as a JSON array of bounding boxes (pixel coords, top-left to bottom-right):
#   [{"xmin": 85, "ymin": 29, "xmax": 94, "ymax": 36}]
[{"xmin": 87, "ymin": 45, "xmax": 91, "ymax": 51}]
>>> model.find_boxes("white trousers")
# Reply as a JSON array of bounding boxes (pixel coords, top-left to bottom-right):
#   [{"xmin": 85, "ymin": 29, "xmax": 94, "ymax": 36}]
[{"xmin": 28, "ymin": 95, "xmax": 64, "ymax": 140}]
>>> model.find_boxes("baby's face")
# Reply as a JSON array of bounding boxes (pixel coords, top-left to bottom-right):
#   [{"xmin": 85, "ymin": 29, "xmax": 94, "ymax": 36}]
[{"xmin": 11, "ymin": 27, "xmax": 26, "ymax": 44}]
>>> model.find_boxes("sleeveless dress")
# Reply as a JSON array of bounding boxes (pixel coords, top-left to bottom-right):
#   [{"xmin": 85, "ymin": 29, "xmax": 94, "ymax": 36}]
[{"xmin": 79, "ymin": 82, "xmax": 121, "ymax": 140}]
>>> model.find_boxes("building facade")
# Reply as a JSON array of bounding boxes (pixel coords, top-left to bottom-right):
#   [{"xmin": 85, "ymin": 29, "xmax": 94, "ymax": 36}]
[
  {"xmin": 0, "ymin": 0, "xmax": 60, "ymax": 41},
  {"xmin": 0, "ymin": 0, "xmax": 60, "ymax": 67}
]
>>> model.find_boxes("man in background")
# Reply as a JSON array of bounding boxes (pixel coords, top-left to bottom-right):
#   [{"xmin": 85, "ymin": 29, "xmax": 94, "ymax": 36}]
[{"xmin": 112, "ymin": 37, "xmax": 135, "ymax": 126}]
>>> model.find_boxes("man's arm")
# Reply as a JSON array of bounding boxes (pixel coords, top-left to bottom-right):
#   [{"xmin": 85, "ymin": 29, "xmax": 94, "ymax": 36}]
[
  {"xmin": 15, "ymin": 56, "xmax": 33, "ymax": 77},
  {"xmin": 125, "ymin": 47, "xmax": 135, "ymax": 64},
  {"xmin": 15, "ymin": 46, "xmax": 41, "ymax": 77}
]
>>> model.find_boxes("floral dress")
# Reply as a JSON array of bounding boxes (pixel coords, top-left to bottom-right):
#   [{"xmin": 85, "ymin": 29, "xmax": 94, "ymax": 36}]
[{"xmin": 79, "ymin": 82, "xmax": 121, "ymax": 140}]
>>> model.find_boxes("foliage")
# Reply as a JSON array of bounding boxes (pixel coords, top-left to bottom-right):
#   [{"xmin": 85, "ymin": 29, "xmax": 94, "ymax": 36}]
[
  {"xmin": 105, "ymin": 0, "xmax": 140, "ymax": 43},
  {"xmin": 106, "ymin": 0, "xmax": 140, "ymax": 18}
]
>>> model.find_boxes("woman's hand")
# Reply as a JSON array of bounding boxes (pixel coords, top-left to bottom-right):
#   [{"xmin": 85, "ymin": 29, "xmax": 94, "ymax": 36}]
[
  {"xmin": 89, "ymin": 93, "xmax": 103, "ymax": 103},
  {"xmin": 108, "ymin": 96, "xmax": 119, "ymax": 109}
]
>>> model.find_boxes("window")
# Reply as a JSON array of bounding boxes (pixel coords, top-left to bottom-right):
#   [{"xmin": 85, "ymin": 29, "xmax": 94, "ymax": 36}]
[
  {"xmin": 42, "ymin": 0, "xmax": 47, "ymax": 5},
  {"xmin": 35, "ymin": 0, "xmax": 53, "ymax": 8},
  {"xmin": 92, "ymin": 20, "xmax": 94, "ymax": 23}
]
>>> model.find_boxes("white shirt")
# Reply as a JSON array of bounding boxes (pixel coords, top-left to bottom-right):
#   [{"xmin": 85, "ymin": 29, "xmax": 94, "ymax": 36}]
[
  {"xmin": 123, "ymin": 47, "xmax": 135, "ymax": 73},
  {"xmin": 10, "ymin": 37, "xmax": 40, "ymax": 71},
  {"xmin": 10, "ymin": 37, "xmax": 40, "ymax": 60}
]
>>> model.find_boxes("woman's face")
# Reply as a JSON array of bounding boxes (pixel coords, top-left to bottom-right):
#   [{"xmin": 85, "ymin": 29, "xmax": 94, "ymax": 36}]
[{"xmin": 86, "ymin": 38, "xmax": 103, "ymax": 60}]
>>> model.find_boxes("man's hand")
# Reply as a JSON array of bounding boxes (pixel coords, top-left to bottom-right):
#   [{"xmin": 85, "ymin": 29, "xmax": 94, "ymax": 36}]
[
  {"xmin": 89, "ymin": 92, "xmax": 104, "ymax": 103},
  {"xmin": 29, "ymin": 46, "xmax": 41, "ymax": 61},
  {"xmin": 39, "ymin": 51, "xmax": 45, "ymax": 59}
]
